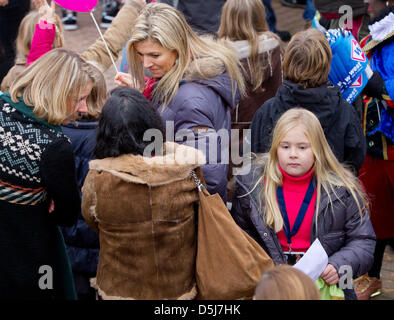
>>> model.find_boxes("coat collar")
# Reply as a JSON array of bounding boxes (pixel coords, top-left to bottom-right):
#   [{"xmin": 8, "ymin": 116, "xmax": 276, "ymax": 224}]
[
  {"xmin": 368, "ymin": 7, "xmax": 394, "ymax": 41},
  {"xmin": 88, "ymin": 142, "xmax": 206, "ymax": 186},
  {"xmin": 231, "ymin": 33, "xmax": 280, "ymax": 60},
  {"xmin": 364, "ymin": 6, "xmax": 394, "ymax": 53}
]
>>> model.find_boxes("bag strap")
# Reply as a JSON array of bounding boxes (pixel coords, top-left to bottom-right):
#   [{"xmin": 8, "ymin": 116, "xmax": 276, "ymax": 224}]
[{"xmin": 191, "ymin": 170, "xmax": 205, "ymax": 192}]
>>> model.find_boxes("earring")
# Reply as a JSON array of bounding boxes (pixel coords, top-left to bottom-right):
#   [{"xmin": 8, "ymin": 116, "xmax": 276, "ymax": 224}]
[
  {"xmin": 387, "ymin": 1, "xmax": 389, "ymax": 6},
  {"xmin": 175, "ymin": 58, "xmax": 179, "ymax": 64}
]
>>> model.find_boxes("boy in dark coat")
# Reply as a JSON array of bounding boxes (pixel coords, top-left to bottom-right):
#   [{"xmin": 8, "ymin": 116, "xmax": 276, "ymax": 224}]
[{"xmin": 250, "ymin": 28, "xmax": 366, "ymax": 174}]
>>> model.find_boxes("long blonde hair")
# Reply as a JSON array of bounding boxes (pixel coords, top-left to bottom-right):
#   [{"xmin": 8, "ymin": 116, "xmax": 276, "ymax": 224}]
[
  {"xmin": 17, "ymin": 10, "xmax": 64, "ymax": 58},
  {"xmin": 9, "ymin": 49, "xmax": 100, "ymax": 125},
  {"xmin": 218, "ymin": 0, "xmax": 282, "ymax": 92},
  {"xmin": 127, "ymin": 2, "xmax": 245, "ymax": 109},
  {"xmin": 256, "ymin": 108, "xmax": 368, "ymax": 232}
]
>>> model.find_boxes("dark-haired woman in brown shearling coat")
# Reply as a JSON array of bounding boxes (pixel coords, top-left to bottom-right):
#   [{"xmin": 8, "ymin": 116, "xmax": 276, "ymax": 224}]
[{"xmin": 82, "ymin": 87, "xmax": 205, "ymax": 300}]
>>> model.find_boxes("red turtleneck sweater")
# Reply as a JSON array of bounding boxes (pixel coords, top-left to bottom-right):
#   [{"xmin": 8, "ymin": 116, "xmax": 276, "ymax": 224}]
[{"xmin": 276, "ymin": 166, "xmax": 317, "ymax": 253}]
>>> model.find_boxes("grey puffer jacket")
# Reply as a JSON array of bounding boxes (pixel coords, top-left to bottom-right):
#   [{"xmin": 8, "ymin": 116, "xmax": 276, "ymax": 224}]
[
  {"xmin": 230, "ymin": 163, "xmax": 376, "ymax": 300},
  {"xmin": 154, "ymin": 56, "xmax": 240, "ymax": 203}
]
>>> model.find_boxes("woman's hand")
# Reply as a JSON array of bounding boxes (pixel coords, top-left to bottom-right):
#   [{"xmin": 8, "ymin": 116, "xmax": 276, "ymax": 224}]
[
  {"xmin": 114, "ymin": 72, "xmax": 133, "ymax": 87},
  {"xmin": 34, "ymin": 0, "xmax": 56, "ymax": 24},
  {"xmin": 320, "ymin": 264, "xmax": 339, "ymax": 285}
]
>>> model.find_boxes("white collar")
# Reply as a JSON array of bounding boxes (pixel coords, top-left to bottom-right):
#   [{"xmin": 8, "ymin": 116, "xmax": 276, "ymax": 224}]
[
  {"xmin": 369, "ymin": 12, "xmax": 394, "ymax": 41},
  {"xmin": 232, "ymin": 33, "xmax": 280, "ymax": 60}
]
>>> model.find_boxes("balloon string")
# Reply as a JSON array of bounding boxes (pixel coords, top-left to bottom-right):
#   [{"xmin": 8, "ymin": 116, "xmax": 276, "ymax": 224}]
[{"xmin": 89, "ymin": 11, "xmax": 118, "ymax": 73}]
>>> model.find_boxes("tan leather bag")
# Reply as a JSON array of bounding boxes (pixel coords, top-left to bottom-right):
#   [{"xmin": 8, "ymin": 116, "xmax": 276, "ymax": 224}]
[{"xmin": 192, "ymin": 171, "xmax": 274, "ymax": 300}]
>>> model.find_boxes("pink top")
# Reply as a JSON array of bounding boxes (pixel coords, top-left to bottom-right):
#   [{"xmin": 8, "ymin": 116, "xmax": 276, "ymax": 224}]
[
  {"xmin": 26, "ymin": 20, "xmax": 56, "ymax": 66},
  {"xmin": 276, "ymin": 166, "xmax": 317, "ymax": 253}
]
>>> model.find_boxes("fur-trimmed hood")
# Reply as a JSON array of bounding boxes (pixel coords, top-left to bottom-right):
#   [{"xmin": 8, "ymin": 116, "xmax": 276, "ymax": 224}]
[
  {"xmin": 184, "ymin": 55, "xmax": 226, "ymax": 82},
  {"xmin": 181, "ymin": 54, "xmax": 239, "ymax": 110},
  {"xmin": 88, "ymin": 141, "xmax": 206, "ymax": 186}
]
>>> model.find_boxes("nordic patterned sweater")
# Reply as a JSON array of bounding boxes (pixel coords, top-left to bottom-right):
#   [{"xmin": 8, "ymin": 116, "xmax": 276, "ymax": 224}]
[{"xmin": 0, "ymin": 93, "xmax": 80, "ymax": 299}]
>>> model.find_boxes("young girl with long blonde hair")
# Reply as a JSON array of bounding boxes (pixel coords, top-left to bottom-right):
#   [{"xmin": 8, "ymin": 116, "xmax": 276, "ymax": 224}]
[{"xmin": 231, "ymin": 108, "xmax": 376, "ymax": 300}]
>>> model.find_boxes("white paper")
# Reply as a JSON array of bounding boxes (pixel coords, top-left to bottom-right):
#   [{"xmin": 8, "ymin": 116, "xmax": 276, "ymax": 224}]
[{"xmin": 293, "ymin": 239, "xmax": 328, "ymax": 281}]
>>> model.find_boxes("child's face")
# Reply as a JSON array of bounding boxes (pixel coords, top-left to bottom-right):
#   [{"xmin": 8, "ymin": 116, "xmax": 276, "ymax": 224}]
[{"xmin": 277, "ymin": 124, "xmax": 315, "ymax": 177}]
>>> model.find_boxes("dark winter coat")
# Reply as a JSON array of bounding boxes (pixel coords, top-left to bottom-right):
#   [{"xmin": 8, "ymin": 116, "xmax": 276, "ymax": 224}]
[
  {"xmin": 60, "ymin": 120, "xmax": 100, "ymax": 296},
  {"xmin": 0, "ymin": 0, "xmax": 30, "ymax": 10},
  {"xmin": 230, "ymin": 34, "xmax": 282, "ymax": 130},
  {"xmin": 250, "ymin": 81, "xmax": 367, "ymax": 173},
  {"xmin": 230, "ymin": 162, "xmax": 376, "ymax": 300},
  {"xmin": 155, "ymin": 56, "xmax": 240, "ymax": 202},
  {"xmin": 160, "ymin": 0, "xmax": 226, "ymax": 34},
  {"xmin": 0, "ymin": 93, "xmax": 80, "ymax": 299}
]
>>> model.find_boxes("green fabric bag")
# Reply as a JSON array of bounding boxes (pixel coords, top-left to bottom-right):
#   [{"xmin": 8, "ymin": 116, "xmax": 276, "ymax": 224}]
[{"xmin": 316, "ymin": 278, "xmax": 345, "ymax": 300}]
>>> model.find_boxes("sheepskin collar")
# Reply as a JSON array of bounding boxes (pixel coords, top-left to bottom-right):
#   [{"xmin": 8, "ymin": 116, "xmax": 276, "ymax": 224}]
[
  {"xmin": 183, "ymin": 55, "xmax": 226, "ymax": 82},
  {"xmin": 88, "ymin": 142, "xmax": 206, "ymax": 186},
  {"xmin": 231, "ymin": 33, "xmax": 280, "ymax": 60}
]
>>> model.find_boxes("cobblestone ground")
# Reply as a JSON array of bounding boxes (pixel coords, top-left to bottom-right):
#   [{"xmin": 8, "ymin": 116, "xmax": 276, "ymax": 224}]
[{"xmin": 58, "ymin": 0, "xmax": 393, "ymax": 300}]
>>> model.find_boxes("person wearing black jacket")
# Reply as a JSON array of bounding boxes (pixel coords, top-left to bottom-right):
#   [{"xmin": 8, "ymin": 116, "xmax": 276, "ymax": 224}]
[
  {"xmin": 58, "ymin": 61, "xmax": 107, "ymax": 300},
  {"xmin": 250, "ymin": 28, "xmax": 366, "ymax": 174},
  {"xmin": 61, "ymin": 119, "xmax": 101, "ymax": 300},
  {"xmin": 0, "ymin": 0, "xmax": 30, "ymax": 83},
  {"xmin": 158, "ymin": 0, "xmax": 226, "ymax": 34},
  {"xmin": 0, "ymin": 49, "xmax": 100, "ymax": 299}
]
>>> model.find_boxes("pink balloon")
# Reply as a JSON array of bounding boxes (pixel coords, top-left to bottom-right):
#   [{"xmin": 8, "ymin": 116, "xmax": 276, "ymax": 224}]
[{"xmin": 53, "ymin": 0, "xmax": 98, "ymax": 12}]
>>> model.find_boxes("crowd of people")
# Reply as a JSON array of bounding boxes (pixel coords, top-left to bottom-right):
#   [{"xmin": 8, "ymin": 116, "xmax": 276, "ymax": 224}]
[{"xmin": 0, "ymin": 0, "xmax": 393, "ymax": 301}]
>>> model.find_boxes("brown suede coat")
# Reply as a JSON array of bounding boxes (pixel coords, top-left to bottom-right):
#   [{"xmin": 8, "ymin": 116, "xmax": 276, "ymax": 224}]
[
  {"xmin": 81, "ymin": 142, "xmax": 206, "ymax": 300},
  {"xmin": 230, "ymin": 33, "xmax": 282, "ymax": 133}
]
